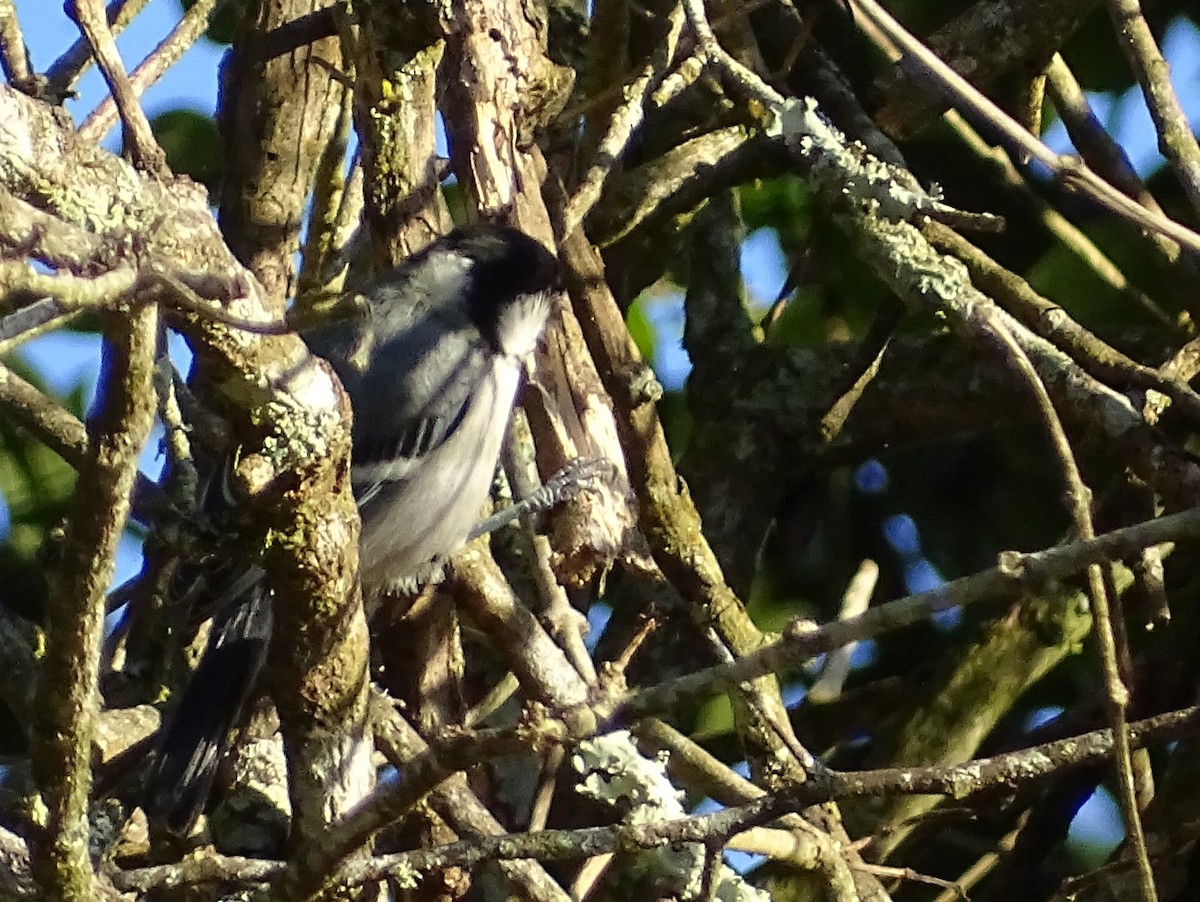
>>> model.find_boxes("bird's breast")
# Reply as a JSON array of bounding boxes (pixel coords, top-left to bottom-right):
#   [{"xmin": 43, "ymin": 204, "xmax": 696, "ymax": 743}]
[{"xmin": 357, "ymin": 356, "xmax": 523, "ymax": 597}]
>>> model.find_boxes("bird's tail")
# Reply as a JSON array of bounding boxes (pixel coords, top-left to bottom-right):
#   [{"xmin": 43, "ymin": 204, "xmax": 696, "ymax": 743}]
[{"xmin": 146, "ymin": 580, "xmax": 273, "ymax": 836}]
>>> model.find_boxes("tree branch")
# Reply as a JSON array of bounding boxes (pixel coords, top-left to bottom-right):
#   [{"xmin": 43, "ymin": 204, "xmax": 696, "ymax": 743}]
[{"xmin": 29, "ymin": 303, "xmax": 158, "ymax": 900}]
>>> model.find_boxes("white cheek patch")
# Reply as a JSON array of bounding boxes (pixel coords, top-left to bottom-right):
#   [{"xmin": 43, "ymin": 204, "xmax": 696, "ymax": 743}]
[
  {"xmin": 415, "ymin": 251, "xmax": 474, "ymax": 310},
  {"xmin": 495, "ymin": 290, "xmax": 551, "ymax": 359}
]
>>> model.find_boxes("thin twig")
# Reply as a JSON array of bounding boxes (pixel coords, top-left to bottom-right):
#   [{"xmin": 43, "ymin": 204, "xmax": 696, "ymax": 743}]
[
  {"xmin": 1015, "ymin": 69, "xmax": 1046, "ymax": 148},
  {"xmin": 324, "ymin": 152, "xmax": 365, "ymax": 285},
  {"xmin": 604, "ymin": 612, "xmax": 658, "ymax": 675},
  {"xmin": 0, "ymin": 270, "xmax": 133, "ymax": 355},
  {"xmin": 808, "ymin": 559, "xmax": 878, "ymax": 703},
  {"xmin": 148, "ymin": 271, "xmax": 293, "ymax": 335},
  {"xmin": 0, "ymin": 261, "xmax": 139, "ymax": 312},
  {"xmin": 565, "ymin": 2, "xmax": 685, "ymax": 234},
  {"xmin": 44, "ymin": 0, "xmax": 148, "ymax": 98},
  {"xmin": 1044, "ymin": 54, "xmax": 1163, "ymax": 217},
  {"xmin": 528, "ymin": 747, "xmax": 566, "ymax": 833},
  {"xmin": 0, "ymin": 264, "xmax": 292, "ymax": 351},
  {"xmin": 817, "ymin": 300, "xmax": 903, "ymax": 442},
  {"xmin": 680, "ymin": 0, "xmax": 784, "ymax": 108},
  {"xmin": 942, "ymin": 109, "xmax": 1182, "ymax": 329},
  {"xmin": 297, "ymin": 67, "xmax": 354, "ymax": 297},
  {"xmin": 0, "ymin": 360, "xmax": 165, "ymax": 520},
  {"xmin": 463, "ymin": 672, "xmax": 520, "ymax": 728},
  {"xmin": 980, "ymin": 311, "xmax": 1157, "ymax": 902},
  {"xmin": 607, "ymin": 506, "xmax": 1200, "ymax": 729},
  {"xmin": 858, "ymin": 12, "xmax": 1195, "ymax": 321},
  {"xmin": 80, "ymin": 0, "xmax": 227, "ymax": 143},
  {"xmin": 1101, "ymin": 563, "xmax": 1156, "ymax": 812},
  {"xmin": 848, "ymin": 0, "xmax": 1200, "ymax": 257},
  {"xmin": 570, "ymin": 853, "xmax": 613, "ymax": 902},
  {"xmin": 0, "ymin": 192, "xmax": 108, "ymax": 271},
  {"xmin": 922, "ymin": 221, "xmax": 1200, "ymax": 427},
  {"xmin": 0, "ymin": 361, "xmax": 89, "ymax": 468},
  {"xmin": 932, "ymin": 810, "xmax": 1030, "ymax": 902},
  {"xmin": 854, "ymin": 861, "xmax": 964, "ymax": 898},
  {"xmin": 369, "ymin": 689, "xmax": 574, "ymax": 902},
  {"xmin": 697, "ymin": 843, "xmax": 722, "ymax": 902},
  {"xmin": 109, "ymin": 704, "xmax": 1200, "ymax": 894},
  {"xmin": 1044, "ymin": 53, "xmax": 1200, "ymax": 299},
  {"xmin": 66, "ymin": 0, "xmax": 166, "ymax": 171},
  {"xmin": 155, "ymin": 355, "xmax": 198, "ymax": 506},
  {"xmin": 1106, "ymin": 0, "xmax": 1200, "ymax": 218},
  {"xmin": 638, "ymin": 713, "xmax": 857, "ymax": 892},
  {"xmin": 504, "ymin": 411, "xmax": 597, "ymax": 683},
  {"xmin": 637, "ymin": 718, "xmax": 768, "ymax": 807}
]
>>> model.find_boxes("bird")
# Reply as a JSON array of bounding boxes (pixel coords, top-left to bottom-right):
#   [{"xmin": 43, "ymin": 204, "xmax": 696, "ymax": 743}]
[{"xmin": 147, "ymin": 222, "xmax": 558, "ymax": 835}]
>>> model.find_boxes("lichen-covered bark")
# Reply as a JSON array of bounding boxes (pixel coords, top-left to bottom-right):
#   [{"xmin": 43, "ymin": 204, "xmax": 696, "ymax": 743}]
[
  {"xmin": 29, "ymin": 306, "xmax": 157, "ymax": 902},
  {"xmin": 0, "ymin": 80, "xmax": 369, "ymax": 877},
  {"xmin": 350, "ymin": 2, "xmax": 452, "ymax": 265},
  {"xmin": 219, "ymin": 0, "xmax": 345, "ymax": 308}
]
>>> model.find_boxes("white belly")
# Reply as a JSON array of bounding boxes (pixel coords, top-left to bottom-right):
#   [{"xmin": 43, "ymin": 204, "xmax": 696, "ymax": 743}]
[{"xmin": 356, "ymin": 357, "xmax": 520, "ymax": 595}]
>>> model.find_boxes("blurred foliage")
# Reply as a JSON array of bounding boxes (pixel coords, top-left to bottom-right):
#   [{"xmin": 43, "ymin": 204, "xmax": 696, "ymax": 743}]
[
  {"xmin": 151, "ymin": 109, "xmax": 224, "ymax": 195},
  {"xmin": 0, "ymin": 356, "xmax": 84, "ymax": 623},
  {"xmin": 739, "ymin": 174, "xmax": 814, "ymax": 247},
  {"xmin": 625, "ymin": 295, "xmax": 657, "ymax": 362},
  {"xmin": 175, "ymin": 0, "xmax": 248, "ymax": 46}
]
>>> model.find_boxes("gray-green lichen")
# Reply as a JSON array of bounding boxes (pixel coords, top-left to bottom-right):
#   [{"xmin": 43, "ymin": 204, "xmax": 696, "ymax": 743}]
[{"xmin": 574, "ymin": 732, "xmax": 769, "ymax": 901}]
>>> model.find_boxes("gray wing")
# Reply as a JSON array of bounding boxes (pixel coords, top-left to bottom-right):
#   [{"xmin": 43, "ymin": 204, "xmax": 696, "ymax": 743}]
[
  {"xmin": 304, "ymin": 253, "xmax": 492, "ymax": 504},
  {"xmin": 352, "ymin": 328, "xmax": 491, "ymax": 505}
]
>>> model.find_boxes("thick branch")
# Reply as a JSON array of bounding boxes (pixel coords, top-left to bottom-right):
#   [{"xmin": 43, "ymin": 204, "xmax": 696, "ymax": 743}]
[
  {"xmin": 0, "ymin": 83, "xmax": 366, "ymax": 880},
  {"xmin": 29, "ymin": 304, "xmax": 157, "ymax": 901}
]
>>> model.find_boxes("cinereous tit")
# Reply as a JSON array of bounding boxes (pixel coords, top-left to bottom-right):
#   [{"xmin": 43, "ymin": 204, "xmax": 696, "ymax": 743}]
[{"xmin": 149, "ymin": 222, "xmax": 558, "ymax": 833}]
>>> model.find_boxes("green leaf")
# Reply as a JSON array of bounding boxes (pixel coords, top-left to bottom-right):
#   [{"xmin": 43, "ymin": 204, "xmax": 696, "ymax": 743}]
[
  {"xmin": 174, "ymin": 0, "xmax": 247, "ymax": 46},
  {"xmin": 151, "ymin": 109, "xmax": 224, "ymax": 194},
  {"xmin": 625, "ymin": 296, "xmax": 657, "ymax": 362}
]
